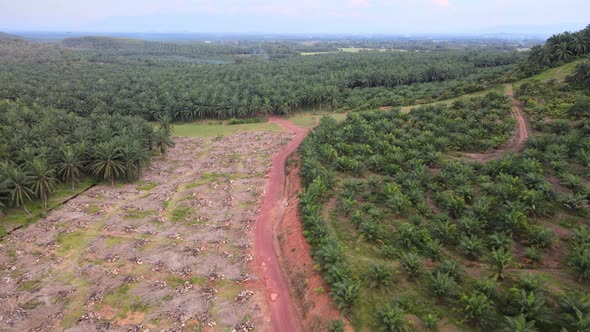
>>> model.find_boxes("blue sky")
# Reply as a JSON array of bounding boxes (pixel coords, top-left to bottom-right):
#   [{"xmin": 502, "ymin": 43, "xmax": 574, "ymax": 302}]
[{"xmin": 0, "ymin": 0, "xmax": 588, "ymax": 34}]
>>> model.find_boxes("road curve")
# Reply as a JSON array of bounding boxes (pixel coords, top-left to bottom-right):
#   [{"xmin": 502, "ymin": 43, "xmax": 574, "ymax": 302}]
[
  {"xmin": 463, "ymin": 85, "xmax": 531, "ymax": 162},
  {"xmin": 254, "ymin": 117, "xmax": 307, "ymax": 332}
]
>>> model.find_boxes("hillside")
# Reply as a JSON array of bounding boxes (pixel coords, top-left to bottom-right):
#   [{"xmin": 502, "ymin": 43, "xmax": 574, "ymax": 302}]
[{"xmin": 297, "ymin": 55, "xmax": 590, "ymax": 331}]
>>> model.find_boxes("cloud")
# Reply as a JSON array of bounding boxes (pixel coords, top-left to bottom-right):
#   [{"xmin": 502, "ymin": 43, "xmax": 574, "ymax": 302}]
[{"xmin": 432, "ymin": 0, "xmax": 449, "ymax": 7}]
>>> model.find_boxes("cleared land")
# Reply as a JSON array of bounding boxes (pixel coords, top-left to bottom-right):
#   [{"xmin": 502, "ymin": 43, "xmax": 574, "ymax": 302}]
[{"xmin": 0, "ymin": 125, "xmax": 293, "ymax": 331}]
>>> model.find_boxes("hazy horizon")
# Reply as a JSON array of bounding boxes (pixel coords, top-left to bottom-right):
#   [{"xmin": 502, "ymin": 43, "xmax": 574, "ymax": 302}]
[{"xmin": 1, "ymin": 0, "xmax": 588, "ymax": 36}]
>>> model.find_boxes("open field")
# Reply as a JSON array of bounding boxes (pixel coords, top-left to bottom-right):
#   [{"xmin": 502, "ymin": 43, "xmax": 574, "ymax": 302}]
[
  {"xmin": 287, "ymin": 111, "xmax": 348, "ymax": 128},
  {"xmin": 172, "ymin": 120, "xmax": 281, "ymax": 137},
  {"xmin": 300, "ymin": 48, "xmax": 389, "ymax": 56},
  {"xmin": 0, "ymin": 128, "xmax": 294, "ymax": 331}
]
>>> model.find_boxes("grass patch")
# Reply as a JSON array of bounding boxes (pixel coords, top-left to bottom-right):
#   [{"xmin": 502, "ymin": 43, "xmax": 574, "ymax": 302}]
[
  {"xmin": 523, "ymin": 60, "xmax": 581, "ymax": 83},
  {"xmin": 217, "ymin": 279, "xmax": 243, "ymax": 300},
  {"xmin": 172, "ymin": 121, "xmax": 280, "ymax": 137},
  {"xmin": 170, "ymin": 205, "xmax": 193, "ymax": 223},
  {"xmin": 227, "ymin": 117, "xmax": 267, "ymax": 125},
  {"xmin": 135, "ymin": 181, "xmax": 158, "ymax": 191},
  {"xmin": 1, "ymin": 179, "xmax": 95, "ymax": 234},
  {"xmin": 58, "ymin": 274, "xmax": 91, "ymax": 329},
  {"xmin": 166, "ymin": 275, "xmax": 207, "ymax": 288},
  {"xmin": 288, "ymin": 111, "xmax": 348, "ymax": 128},
  {"xmin": 17, "ymin": 279, "xmax": 42, "ymax": 291},
  {"xmin": 100, "ymin": 284, "xmax": 150, "ymax": 317},
  {"xmin": 57, "ymin": 230, "xmax": 93, "ymax": 255},
  {"xmin": 123, "ymin": 208, "xmax": 157, "ymax": 220}
]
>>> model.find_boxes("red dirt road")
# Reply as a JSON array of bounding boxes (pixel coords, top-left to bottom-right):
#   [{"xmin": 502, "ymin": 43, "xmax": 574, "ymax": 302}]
[{"xmin": 254, "ymin": 117, "xmax": 307, "ymax": 332}]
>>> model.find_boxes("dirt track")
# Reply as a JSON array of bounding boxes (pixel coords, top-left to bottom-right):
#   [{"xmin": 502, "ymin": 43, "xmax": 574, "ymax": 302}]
[
  {"xmin": 253, "ymin": 117, "xmax": 307, "ymax": 332},
  {"xmin": 464, "ymin": 86, "xmax": 531, "ymax": 162}
]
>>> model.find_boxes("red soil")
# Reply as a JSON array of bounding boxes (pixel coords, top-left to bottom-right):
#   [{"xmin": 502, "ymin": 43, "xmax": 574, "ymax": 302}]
[
  {"xmin": 253, "ymin": 117, "xmax": 307, "ymax": 332},
  {"xmin": 278, "ymin": 161, "xmax": 348, "ymax": 331}
]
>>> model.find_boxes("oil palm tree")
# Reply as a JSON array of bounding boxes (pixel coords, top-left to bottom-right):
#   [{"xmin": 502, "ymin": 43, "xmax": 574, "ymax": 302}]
[
  {"xmin": 502, "ymin": 314, "xmax": 538, "ymax": 332},
  {"xmin": 119, "ymin": 143, "xmax": 150, "ymax": 181},
  {"xmin": 153, "ymin": 128, "xmax": 175, "ymax": 154},
  {"xmin": 553, "ymin": 42, "xmax": 573, "ymax": 62},
  {"xmin": 572, "ymin": 33, "xmax": 589, "ymax": 55},
  {"xmin": 89, "ymin": 141, "xmax": 124, "ymax": 185},
  {"xmin": 489, "ymin": 248, "xmax": 514, "ymax": 280},
  {"xmin": 54, "ymin": 145, "xmax": 84, "ymax": 190},
  {"xmin": 6, "ymin": 166, "xmax": 34, "ymax": 213},
  {"xmin": 28, "ymin": 159, "xmax": 57, "ymax": 207}
]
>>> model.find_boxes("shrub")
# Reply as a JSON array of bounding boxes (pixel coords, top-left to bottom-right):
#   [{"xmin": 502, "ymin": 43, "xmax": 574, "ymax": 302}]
[
  {"xmin": 429, "ymin": 271, "xmax": 456, "ymax": 300},
  {"xmin": 524, "ymin": 247, "xmax": 544, "ymax": 262},
  {"xmin": 365, "ymin": 263, "xmax": 396, "ymax": 288},
  {"xmin": 460, "ymin": 292, "xmax": 496, "ymax": 328},
  {"xmin": 328, "ymin": 319, "xmax": 346, "ymax": 332},
  {"xmin": 382, "ymin": 245, "xmax": 397, "ymax": 259},
  {"xmin": 502, "ymin": 314, "xmax": 538, "ymax": 332},
  {"xmin": 359, "ymin": 221, "xmax": 384, "ymax": 242},
  {"xmin": 331, "ymin": 279, "xmax": 360, "ymax": 314},
  {"xmin": 568, "ymin": 246, "xmax": 590, "ymax": 281},
  {"xmin": 459, "ymin": 235, "xmax": 484, "ymax": 260},
  {"xmin": 399, "ymin": 253, "xmax": 424, "ymax": 280},
  {"xmin": 505, "ymin": 288, "xmax": 546, "ymax": 320},
  {"xmin": 434, "ymin": 258, "xmax": 463, "ymax": 282},
  {"xmin": 474, "ymin": 278, "xmax": 499, "ymax": 299},
  {"xmin": 487, "ymin": 232, "xmax": 514, "ymax": 251},
  {"xmin": 423, "ymin": 313, "xmax": 439, "ymax": 331},
  {"xmin": 376, "ymin": 304, "xmax": 410, "ymax": 332},
  {"xmin": 424, "ymin": 239, "xmax": 443, "ymax": 261},
  {"xmin": 528, "ymin": 225, "xmax": 555, "ymax": 249},
  {"xmin": 518, "ymin": 274, "xmax": 546, "ymax": 294},
  {"xmin": 488, "ymin": 248, "xmax": 514, "ymax": 280}
]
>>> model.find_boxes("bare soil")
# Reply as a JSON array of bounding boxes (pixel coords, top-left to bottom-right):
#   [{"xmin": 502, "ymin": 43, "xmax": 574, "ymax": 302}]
[
  {"xmin": 0, "ymin": 131, "xmax": 292, "ymax": 331},
  {"xmin": 252, "ymin": 117, "xmax": 308, "ymax": 332},
  {"xmin": 277, "ymin": 159, "xmax": 348, "ymax": 331}
]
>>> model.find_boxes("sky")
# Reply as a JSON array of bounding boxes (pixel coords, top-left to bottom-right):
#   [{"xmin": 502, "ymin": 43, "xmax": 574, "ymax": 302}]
[{"xmin": 0, "ymin": 0, "xmax": 588, "ymax": 35}]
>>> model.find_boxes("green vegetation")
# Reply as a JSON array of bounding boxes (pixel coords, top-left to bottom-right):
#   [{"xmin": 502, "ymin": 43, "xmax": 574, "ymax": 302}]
[
  {"xmin": 0, "ymin": 36, "xmax": 523, "ymax": 121},
  {"xmin": 520, "ymin": 25, "xmax": 590, "ymax": 76},
  {"xmin": 0, "ymin": 100, "xmax": 172, "ymax": 219},
  {"xmin": 298, "ymin": 67, "xmax": 590, "ymax": 330},
  {"xmin": 172, "ymin": 120, "xmax": 280, "ymax": 137},
  {"xmin": 1, "ymin": 179, "xmax": 94, "ymax": 233}
]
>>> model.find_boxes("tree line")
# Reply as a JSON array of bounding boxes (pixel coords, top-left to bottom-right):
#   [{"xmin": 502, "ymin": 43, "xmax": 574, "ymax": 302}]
[
  {"xmin": 0, "ymin": 100, "xmax": 173, "ymax": 214},
  {"xmin": 521, "ymin": 25, "xmax": 590, "ymax": 75},
  {"xmin": 0, "ymin": 36, "xmax": 522, "ymax": 121}
]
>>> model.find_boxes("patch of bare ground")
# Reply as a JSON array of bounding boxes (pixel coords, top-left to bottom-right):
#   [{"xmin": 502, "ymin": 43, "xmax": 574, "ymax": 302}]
[
  {"xmin": 277, "ymin": 158, "xmax": 349, "ymax": 331},
  {"xmin": 0, "ymin": 132, "xmax": 292, "ymax": 331},
  {"xmin": 463, "ymin": 85, "xmax": 531, "ymax": 163}
]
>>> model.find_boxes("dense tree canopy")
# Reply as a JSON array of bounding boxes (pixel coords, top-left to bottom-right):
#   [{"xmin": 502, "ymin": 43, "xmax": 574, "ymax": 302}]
[
  {"xmin": 0, "ymin": 36, "xmax": 522, "ymax": 121},
  {"xmin": 0, "ymin": 100, "xmax": 167, "ymax": 211},
  {"xmin": 521, "ymin": 25, "xmax": 590, "ymax": 75}
]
